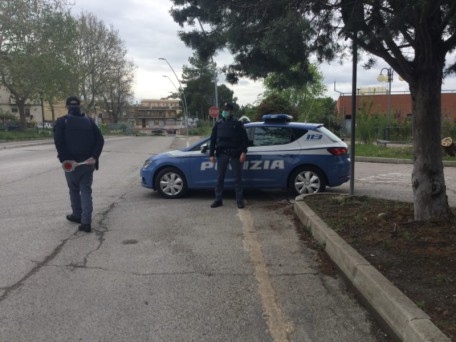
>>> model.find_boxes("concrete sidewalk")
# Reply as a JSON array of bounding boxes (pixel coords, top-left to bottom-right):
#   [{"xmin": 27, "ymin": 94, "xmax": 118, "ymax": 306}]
[{"xmin": 294, "ymin": 195, "xmax": 451, "ymax": 342}]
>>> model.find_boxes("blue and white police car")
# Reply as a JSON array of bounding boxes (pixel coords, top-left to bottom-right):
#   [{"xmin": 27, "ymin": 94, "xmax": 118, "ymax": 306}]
[{"xmin": 141, "ymin": 114, "xmax": 350, "ymax": 199}]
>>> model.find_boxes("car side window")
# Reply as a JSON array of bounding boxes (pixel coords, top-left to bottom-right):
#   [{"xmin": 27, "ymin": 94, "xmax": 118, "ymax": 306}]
[
  {"xmin": 250, "ymin": 127, "xmax": 292, "ymax": 146},
  {"xmin": 292, "ymin": 128, "xmax": 308, "ymax": 141}
]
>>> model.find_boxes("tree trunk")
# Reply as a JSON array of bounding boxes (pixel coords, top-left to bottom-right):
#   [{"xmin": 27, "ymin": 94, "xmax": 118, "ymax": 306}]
[
  {"xmin": 51, "ymin": 106, "xmax": 56, "ymax": 124},
  {"xmin": 410, "ymin": 69, "xmax": 454, "ymax": 221},
  {"xmin": 17, "ymin": 99, "xmax": 27, "ymax": 131}
]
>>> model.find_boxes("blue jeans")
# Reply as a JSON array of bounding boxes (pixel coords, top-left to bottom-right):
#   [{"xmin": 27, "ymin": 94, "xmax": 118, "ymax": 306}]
[
  {"xmin": 64, "ymin": 165, "xmax": 94, "ymax": 225},
  {"xmin": 215, "ymin": 152, "xmax": 244, "ymax": 202}
]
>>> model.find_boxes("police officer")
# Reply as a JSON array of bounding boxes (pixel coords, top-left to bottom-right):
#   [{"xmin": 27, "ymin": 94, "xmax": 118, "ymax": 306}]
[
  {"xmin": 53, "ymin": 96, "xmax": 104, "ymax": 233},
  {"xmin": 209, "ymin": 102, "xmax": 248, "ymax": 209}
]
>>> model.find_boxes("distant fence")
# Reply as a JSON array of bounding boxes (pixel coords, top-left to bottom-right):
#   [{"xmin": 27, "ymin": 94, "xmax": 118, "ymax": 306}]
[
  {"xmin": 105, "ymin": 123, "xmax": 133, "ymax": 135},
  {"xmin": 381, "ymin": 126, "xmax": 413, "ymax": 143}
]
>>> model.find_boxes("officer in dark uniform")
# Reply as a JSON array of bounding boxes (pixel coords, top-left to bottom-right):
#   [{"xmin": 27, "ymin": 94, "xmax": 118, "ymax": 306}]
[
  {"xmin": 54, "ymin": 96, "xmax": 104, "ymax": 233},
  {"xmin": 209, "ymin": 102, "xmax": 248, "ymax": 209}
]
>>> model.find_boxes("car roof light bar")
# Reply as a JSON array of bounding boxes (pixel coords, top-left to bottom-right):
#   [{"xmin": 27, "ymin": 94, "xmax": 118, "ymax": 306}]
[{"xmin": 262, "ymin": 114, "xmax": 293, "ymax": 123}]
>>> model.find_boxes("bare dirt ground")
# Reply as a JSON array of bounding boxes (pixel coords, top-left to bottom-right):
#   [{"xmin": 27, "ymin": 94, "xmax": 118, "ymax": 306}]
[{"xmin": 298, "ymin": 194, "xmax": 456, "ymax": 341}]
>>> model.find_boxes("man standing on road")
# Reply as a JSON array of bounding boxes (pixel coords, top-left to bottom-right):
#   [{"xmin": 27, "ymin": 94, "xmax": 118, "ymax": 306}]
[
  {"xmin": 53, "ymin": 96, "xmax": 104, "ymax": 233},
  {"xmin": 209, "ymin": 102, "xmax": 248, "ymax": 209}
]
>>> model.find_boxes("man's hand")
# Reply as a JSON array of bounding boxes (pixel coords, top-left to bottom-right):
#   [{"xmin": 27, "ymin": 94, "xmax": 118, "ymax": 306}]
[
  {"xmin": 210, "ymin": 156, "xmax": 215, "ymax": 164},
  {"xmin": 240, "ymin": 152, "xmax": 246, "ymax": 163},
  {"xmin": 85, "ymin": 157, "xmax": 96, "ymax": 165}
]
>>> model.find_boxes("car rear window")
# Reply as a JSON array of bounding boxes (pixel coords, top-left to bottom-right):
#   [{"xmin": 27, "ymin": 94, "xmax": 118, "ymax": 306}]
[{"xmin": 317, "ymin": 126, "xmax": 343, "ymax": 142}]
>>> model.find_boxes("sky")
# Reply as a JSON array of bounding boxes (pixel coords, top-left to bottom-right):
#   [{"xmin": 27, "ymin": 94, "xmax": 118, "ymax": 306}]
[{"xmin": 71, "ymin": 0, "xmax": 456, "ymax": 107}]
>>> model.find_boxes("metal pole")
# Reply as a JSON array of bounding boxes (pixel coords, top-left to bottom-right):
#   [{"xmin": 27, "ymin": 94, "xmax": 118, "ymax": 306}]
[
  {"xmin": 213, "ymin": 61, "xmax": 218, "ymax": 108},
  {"xmin": 378, "ymin": 67, "xmax": 393, "ymax": 140},
  {"xmin": 163, "ymin": 75, "xmax": 188, "ymax": 143},
  {"xmin": 159, "ymin": 58, "xmax": 189, "ymax": 146},
  {"xmin": 213, "ymin": 62, "xmax": 218, "ymax": 125},
  {"xmin": 350, "ymin": 37, "xmax": 358, "ymax": 195},
  {"xmin": 387, "ymin": 69, "xmax": 392, "ymax": 141}
]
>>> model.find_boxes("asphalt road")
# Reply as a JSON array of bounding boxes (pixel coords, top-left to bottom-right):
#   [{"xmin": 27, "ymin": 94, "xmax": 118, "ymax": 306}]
[
  {"xmin": 0, "ymin": 135, "xmax": 428, "ymax": 341},
  {"xmin": 333, "ymin": 159, "xmax": 456, "ymax": 207}
]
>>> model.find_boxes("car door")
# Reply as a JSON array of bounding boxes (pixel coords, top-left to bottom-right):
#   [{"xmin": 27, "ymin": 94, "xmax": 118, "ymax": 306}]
[
  {"xmin": 187, "ymin": 138, "xmax": 218, "ymax": 188},
  {"xmin": 243, "ymin": 126, "xmax": 302, "ymax": 189}
]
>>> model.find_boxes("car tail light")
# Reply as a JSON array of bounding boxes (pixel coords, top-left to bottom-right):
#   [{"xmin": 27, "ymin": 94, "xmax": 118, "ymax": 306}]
[{"xmin": 327, "ymin": 147, "xmax": 348, "ymax": 155}]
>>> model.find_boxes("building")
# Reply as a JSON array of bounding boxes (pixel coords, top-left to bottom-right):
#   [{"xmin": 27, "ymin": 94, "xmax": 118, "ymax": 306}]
[
  {"xmin": 131, "ymin": 99, "xmax": 183, "ymax": 133},
  {"xmin": 1, "ymin": 85, "xmax": 184, "ymax": 131},
  {"xmin": 0, "ymin": 86, "xmax": 69, "ymax": 125},
  {"xmin": 336, "ymin": 91, "xmax": 456, "ymax": 122},
  {"xmin": 0, "ymin": 86, "xmax": 42, "ymax": 124}
]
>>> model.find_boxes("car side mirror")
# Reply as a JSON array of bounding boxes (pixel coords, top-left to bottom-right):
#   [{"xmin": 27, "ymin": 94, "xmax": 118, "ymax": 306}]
[{"xmin": 200, "ymin": 144, "xmax": 208, "ymax": 153}]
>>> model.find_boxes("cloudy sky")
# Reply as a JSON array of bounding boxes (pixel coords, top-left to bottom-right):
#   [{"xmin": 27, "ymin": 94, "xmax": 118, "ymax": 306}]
[{"xmin": 71, "ymin": 0, "xmax": 456, "ymax": 106}]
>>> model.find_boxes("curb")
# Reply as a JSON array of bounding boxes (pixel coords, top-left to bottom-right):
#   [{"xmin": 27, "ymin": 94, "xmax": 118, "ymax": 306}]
[
  {"xmin": 293, "ymin": 196, "xmax": 451, "ymax": 342},
  {"xmin": 0, "ymin": 139, "xmax": 53, "ymax": 150},
  {"xmin": 0, "ymin": 136, "xmax": 130, "ymax": 150},
  {"xmin": 355, "ymin": 156, "xmax": 456, "ymax": 167}
]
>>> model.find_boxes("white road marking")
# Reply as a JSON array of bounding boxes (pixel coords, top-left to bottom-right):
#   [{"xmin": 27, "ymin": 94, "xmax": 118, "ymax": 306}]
[
  {"xmin": 239, "ymin": 209, "xmax": 297, "ymax": 342},
  {"xmin": 358, "ymin": 172, "xmax": 411, "ymax": 184}
]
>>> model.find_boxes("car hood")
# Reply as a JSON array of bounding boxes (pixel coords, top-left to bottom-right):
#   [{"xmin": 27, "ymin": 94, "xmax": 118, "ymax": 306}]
[{"xmin": 149, "ymin": 149, "xmax": 189, "ymax": 161}]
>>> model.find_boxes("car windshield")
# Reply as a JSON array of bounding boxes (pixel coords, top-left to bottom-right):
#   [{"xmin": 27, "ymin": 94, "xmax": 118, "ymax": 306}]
[{"xmin": 188, "ymin": 137, "xmax": 210, "ymax": 152}]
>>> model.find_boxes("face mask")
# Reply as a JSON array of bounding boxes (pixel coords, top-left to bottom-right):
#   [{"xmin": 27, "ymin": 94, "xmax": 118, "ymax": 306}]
[{"xmin": 221, "ymin": 111, "xmax": 229, "ymax": 119}]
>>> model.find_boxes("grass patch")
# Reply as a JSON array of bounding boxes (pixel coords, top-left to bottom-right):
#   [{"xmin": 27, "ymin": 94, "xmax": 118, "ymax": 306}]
[
  {"xmin": 303, "ymin": 194, "xmax": 456, "ymax": 340},
  {"xmin": 0, "ymin": 129, "xmax": 53, "ymax": 141},
  {"xmin": 354, "ymin": 144, "xmax": 413, "ymax": 159}
]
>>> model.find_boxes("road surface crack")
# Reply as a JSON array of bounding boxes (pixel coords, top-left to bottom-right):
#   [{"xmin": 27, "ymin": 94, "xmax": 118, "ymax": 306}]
[
  {"xmin": 76, "ymin": 192, "xmax": 128, "ymax": 268},
  {"xmin": 0, "ymin": 193, "xmax": 128, "ymax": 302},
  {"xmin": 0, "ymin": 238, "xmax": 69, "ymax": 303}
]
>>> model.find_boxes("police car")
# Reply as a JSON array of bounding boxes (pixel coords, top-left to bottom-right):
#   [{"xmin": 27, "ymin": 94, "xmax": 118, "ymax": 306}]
[{"xmin": 141, "ymin": 114, "xmax": 350, "ymax": 199}]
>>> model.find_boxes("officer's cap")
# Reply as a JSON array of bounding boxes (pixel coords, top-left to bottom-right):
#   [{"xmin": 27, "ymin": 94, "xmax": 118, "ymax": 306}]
[
  {"xmin": 223, "ymin": 102, "xmax": 234, "ymax": 111},
  {"xmin": 66, "ymin": 96, "xmax": 80, "ymax": 106}
]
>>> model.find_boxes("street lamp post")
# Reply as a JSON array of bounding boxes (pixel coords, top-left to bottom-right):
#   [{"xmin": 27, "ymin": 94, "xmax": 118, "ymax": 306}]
[
  {"xmin": 211, "ymin": 60, "xmax": 218, "ymax": 108},
  {"xmin": 162, "ymin": 75, "xmax": 188, "ymax": 134},
  {"xmin": 159, "ymin": 57, "xmax": 189, "ymax": 146},
  {"xmin": 377, "ymin": 68, "xmax": 393, "ymax": 140}
]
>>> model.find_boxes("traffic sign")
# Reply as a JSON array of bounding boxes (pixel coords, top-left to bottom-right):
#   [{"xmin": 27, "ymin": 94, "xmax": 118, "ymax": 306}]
[{"xmin": 209, "ymin": 106, "xmax": 219, "ymax": 118}]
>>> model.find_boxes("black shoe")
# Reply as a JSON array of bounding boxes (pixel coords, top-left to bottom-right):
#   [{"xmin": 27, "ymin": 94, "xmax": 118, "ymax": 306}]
[
  {"xmin": 237, "ymin": 201, "xmax": 245, "ymax": 209},
  {"xmin": 66, "ymin": 214, "xmax": 81, "ymax": 224},
  {"xmin": 78, "ymin": 224, "xmax": 92, "ymax": 233},
  {"xmin": 210, "ymin": 200, "xmax": 223, "ymax": 208}
]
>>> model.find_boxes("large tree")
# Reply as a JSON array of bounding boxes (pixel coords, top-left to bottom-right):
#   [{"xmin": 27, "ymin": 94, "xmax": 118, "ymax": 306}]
[
  {"xmin": 170, "ymin": 0, "xmax": 456, "ymax": 221},
  {"xmin": 100, "ymin": 59, "xmax": 136, "ymax": 123},
  {"xmin": 263, "ymin": 64, "xmax": 328, "ymax": 123},
  {"xmin": 73, "ymin": 13, "xmax": 134, "ymax": 116},
  {"xmin": 35, "ymin": 11, "xmax": 79, "ymax": 123},
  {"xmin": 0, "ymin": 0, "xmax": 69, "ymax": 128},
  {"xmin": 182, "ymin": 54, "xmax": 235, "ymax": 119}
]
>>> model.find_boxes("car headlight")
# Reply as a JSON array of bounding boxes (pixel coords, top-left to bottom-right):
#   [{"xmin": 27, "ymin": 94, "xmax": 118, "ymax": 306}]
[{"xmin": 142, "ymin": 159, "xmax": 153, "ymax": 169}]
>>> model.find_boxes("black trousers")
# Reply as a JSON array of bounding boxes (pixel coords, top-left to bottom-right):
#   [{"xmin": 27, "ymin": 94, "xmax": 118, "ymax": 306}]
[{"xmin": 214, "ymin": 152, "xmax": 243, "ymax": 202}]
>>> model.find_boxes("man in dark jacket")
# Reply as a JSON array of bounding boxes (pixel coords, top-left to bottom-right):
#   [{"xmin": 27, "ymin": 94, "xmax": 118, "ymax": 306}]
[
  {"xmin": 209, "ymin": 102, "xmax": 248, "ymax": 209},
  {"xmin": 53, "ymin": 96, "xmax": 104, "ymax": 233}
]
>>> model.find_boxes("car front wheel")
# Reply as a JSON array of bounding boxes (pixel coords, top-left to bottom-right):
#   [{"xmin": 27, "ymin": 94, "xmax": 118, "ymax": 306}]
[
  {"xmin": 155, "ymin": 167, "xmax": 187, "ymax": 198},
  {"xmin": 289, "ymin": 166, "xmax": 326, "ymax": 195}
]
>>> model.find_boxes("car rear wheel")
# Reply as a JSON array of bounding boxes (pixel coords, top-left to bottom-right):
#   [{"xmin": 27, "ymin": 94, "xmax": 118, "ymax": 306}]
[
  {"xmin": 289, "ymin": 166, "xmax": 326, "ymax": 195},
  {"xmin": 155, "ymin": 167, "xmax": 187, "ymax": 198}
]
